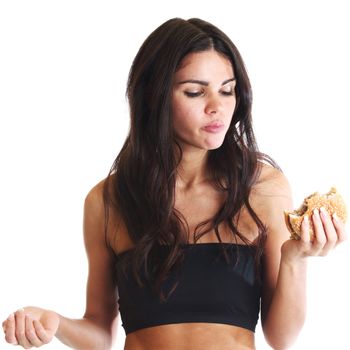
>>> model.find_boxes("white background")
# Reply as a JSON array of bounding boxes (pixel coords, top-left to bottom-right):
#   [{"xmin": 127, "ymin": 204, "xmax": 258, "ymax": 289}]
[{"xmin": 1, "ymin": 1, "xmax": 349, "ymax": 349}]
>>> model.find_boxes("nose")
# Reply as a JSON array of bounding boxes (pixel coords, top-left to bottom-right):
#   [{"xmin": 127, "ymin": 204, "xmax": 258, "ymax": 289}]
[{"xmin": 204, "ymin": 95, "xmax": 223, "ymax": 115}]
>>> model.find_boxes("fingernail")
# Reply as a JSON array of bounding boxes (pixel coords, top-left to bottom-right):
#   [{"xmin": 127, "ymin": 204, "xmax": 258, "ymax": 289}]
[
  {"xmin": 332, "ymin": 213, "xmax": 339, "ymax": 221},
  {"xmin": 8, "ymin": 313, "xmax": 14, "ymax": 320},
  {"xmin": 320, "ymin": 207, "xmax": 328, "ymax": 217},
  {"xmin": 303, "ymin": 215, "xmax": 309, "ymax": 225},
  {"xmin": 25, "ymin": 313, "xmax": 33, "ymax": 321}
]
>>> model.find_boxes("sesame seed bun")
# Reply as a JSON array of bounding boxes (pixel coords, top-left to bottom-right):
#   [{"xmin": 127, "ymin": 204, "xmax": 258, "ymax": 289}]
[{"xmin": 284, "ymin": 187, "xmax": 347, "ymax": 240}]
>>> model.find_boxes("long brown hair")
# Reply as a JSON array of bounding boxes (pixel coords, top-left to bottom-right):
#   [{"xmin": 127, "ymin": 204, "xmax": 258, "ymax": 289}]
[{"xmin": 104, "ymin": 18, "xmax": 279, "ymax": 300}]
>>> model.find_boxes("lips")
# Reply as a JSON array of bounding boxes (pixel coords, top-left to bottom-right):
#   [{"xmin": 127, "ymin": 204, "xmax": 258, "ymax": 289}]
[{"xmin": 202, "ymin": 121, "xmax": 225, "ymax": 133}]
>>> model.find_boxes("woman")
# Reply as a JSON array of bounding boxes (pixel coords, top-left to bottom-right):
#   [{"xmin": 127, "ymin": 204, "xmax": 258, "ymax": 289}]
[{"xmin": 2, "ymin": 17, "xmax": 346, "ymax": 350}]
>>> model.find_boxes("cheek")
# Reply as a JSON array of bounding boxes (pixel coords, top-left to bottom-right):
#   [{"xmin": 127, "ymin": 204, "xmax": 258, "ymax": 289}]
[
  {"xmin": 225, "ymin": 98, "xmax": 236, "ymax": 113},
  {"xmin": 223, "ymin": 99, "xmax": 236, "ymax": 122},
  {"xmin": 172, "ymin": 101, "xmax": 201, "ymax": 131},
  {"xmin": 173, "ymin": 111, "xmax": 194, "ymax": 136}
]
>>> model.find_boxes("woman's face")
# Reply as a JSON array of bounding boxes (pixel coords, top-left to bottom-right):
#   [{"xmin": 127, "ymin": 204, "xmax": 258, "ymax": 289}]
[{"xmin": 171, "ymin": 50, "xmax": 236, "ymax": 152}]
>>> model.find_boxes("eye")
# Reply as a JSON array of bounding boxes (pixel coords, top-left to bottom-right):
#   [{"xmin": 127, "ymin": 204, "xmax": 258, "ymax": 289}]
[
  {"xmin": 184, "ymin": 91, "xmax": 203, "ymax": 98},
  {"xmin": 220, "ymin": 86, "xmax": 235, "ymax": 96}
]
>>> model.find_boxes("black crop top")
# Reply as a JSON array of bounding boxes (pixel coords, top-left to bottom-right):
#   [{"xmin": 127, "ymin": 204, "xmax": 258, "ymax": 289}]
[{"xmin": 115, "ymin": 243, "xmax": 261, "ymax": 335}]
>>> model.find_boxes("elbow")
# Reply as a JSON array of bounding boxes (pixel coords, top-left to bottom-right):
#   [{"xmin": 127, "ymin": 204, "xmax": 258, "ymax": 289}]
[
  {"xmin": 91, "ymin": 338, "xmax": 113, "ymax": 350},
  {"xmin": 263, "ymin": 323, "xmax": 304, "ymax": 350},
  {"xmin": 99, "ymin": 332, "xmax": 114, "ymax": 350},
  {"xmin": 83, "ymin": 338, "xmax": 113, "ymax": 350},
  {"xmin": 262, "ymin": 313, "xmax": 306, "ymax": 349},
  {"xmin": 102, "ymin": 338, "xmax": 113, "ymax": 350},
  {"xmin": 263, "ymin": 328, "xmax": 304, "ymax": 350},
  {"xmin": 264, "ymin": 336, "xmax": 295, "ymax": 350}
]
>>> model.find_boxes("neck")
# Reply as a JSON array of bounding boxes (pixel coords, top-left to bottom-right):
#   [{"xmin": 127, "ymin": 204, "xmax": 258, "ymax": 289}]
[{"xmin": 176, "ymin": 148, "xmax": 210, "ymax": 191}]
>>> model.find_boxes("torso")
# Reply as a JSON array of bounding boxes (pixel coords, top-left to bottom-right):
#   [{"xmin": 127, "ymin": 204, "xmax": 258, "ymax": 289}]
[
  {"xmin": 124, "ymin": 323, "xmax": 255, "ymax": 350},
  {"xmin": 107, "ymin": 163, "xmax": 275, "ymax": 350}
]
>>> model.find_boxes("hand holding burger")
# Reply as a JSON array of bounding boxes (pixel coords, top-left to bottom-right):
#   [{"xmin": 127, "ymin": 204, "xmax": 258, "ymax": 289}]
[{"xmin": 284, "ymin": 187, "xmax": 347, "ymax": 240}]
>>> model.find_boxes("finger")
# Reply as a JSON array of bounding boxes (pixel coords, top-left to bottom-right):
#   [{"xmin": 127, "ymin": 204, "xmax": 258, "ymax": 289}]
[
  {"xmin": 311, "ymin": 209, "xmax": 327, "ymax": 255},
  {"xmin": 4, "ymin": 314, "xmax": 18, "ymax": 345},
  {"xmin": 25, "ymin": 314, "xmax": 44, "ymax": 347},
  {"xmin": 33, "ymin": 319, "xmax": 52, "ymax": 344},
  {"xmin": 332, "ymin": 213, "xmax": 347, "ymax": 243},
  {"xmin": 15, "ymin": 309, "xmax": 32, "ymax": 349},
  {"xmin": 300, "ymin": 215, "xmax": 311, "ymax": 243},
  {"xmin": 319, "ymin": 207, "xmax": 338, "ymax": 255}
]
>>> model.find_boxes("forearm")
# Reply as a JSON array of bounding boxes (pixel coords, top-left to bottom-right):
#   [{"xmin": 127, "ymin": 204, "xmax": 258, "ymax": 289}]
[
  {"xmin": 263, "ymin": 258, "xmax": 308, "ymax": 350},
  {"xmin": 56, "ymin": 314, "xmax": 113, "ymax": 350}
]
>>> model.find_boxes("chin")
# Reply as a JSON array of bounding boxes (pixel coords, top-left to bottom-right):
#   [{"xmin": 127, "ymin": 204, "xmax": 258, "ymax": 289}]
[{"xmin": 205, "ymin": 141, "xmax": 225, "ymax": 150}]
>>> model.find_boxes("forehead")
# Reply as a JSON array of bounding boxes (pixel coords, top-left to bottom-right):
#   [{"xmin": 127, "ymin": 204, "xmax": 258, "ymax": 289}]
[{"xmin": 175, "ymin": 50, "xmax": 234, "ymax": 81}]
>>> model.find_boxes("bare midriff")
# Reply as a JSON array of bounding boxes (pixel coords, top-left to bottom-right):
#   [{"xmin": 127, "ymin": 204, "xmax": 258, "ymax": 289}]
[{"xmin": 123, "ymin": 323, "xmax": 255, "ymax": 350}]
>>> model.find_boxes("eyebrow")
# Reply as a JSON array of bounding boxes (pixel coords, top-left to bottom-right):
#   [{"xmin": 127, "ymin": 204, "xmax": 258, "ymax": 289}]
[{"xmin": 178, "ymin": 77, "xmax": 236, "ymax": 86}]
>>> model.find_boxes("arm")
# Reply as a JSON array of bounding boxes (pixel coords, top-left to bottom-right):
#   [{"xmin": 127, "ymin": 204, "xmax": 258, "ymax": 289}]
[
  {"xmin": 258, "ymin": 172, "xmax": 305, "ymax": 349},
  {"xmin": 257, "ymin": 168, "xmax": 346, "ymax": 350},
  {"xmin": 3, "ymin": 181, "xmax": 119, "ymax": 350},
  {"xmin": 55, "ymin": 181, "xmax": 119, "ymax": 349}
]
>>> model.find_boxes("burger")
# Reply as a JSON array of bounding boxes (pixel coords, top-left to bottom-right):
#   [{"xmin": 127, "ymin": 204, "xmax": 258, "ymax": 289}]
[{"xmin": 284, "ymin": 187, "xmax": 347, "ymax": 240}]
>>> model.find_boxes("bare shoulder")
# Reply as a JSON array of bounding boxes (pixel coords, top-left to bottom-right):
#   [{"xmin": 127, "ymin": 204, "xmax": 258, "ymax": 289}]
[
  {"xmin": 84, "ymin": 178, "xmax": 131, "ymax": 253},
  {"xmin": 250, "ymin": 162, "xmax": 294, "ymax": 227},
  {"xmin": 254, "ymin": 162, "xmax": 292, "ymax": 197},
  {"xmin": 84, "ymin": 179, "xmax": 105, "ymax": 216},
  {"xmin": 83, "ymin": 179, "xmax": 108, "ymax": 252},
  {"xmin": 84, "ymin": 177, "xmax": 120, "ymax": 225}
]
